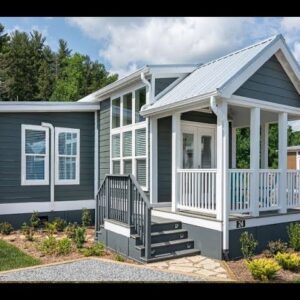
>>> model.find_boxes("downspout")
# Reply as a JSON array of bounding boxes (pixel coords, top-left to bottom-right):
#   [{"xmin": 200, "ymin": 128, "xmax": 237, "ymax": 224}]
[
  {"xmin": 141, "ymin": 72, "xmax": 152, "ymax": 103},
  {"xmin": 41, "ymin": 122, "xmax": 55, "ymax": 211},
  {"xmin": 210, "ymin": 96, "xmax": 229, "ymax": 260}
]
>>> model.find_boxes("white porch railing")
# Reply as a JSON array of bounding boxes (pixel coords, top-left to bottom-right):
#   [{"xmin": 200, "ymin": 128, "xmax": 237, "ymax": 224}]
[
  {"xmin": 287, "ymin": 170, "xmax": 300, "ymax": 208},
  {"xmin": 177, "ymin": 169, "xmax": 216, "ymax": 214}
]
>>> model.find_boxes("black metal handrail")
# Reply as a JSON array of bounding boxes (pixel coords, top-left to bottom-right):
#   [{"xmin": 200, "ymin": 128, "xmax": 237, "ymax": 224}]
[{"xmin": 96, "ymin": 174, "xmax": 152, "ymax": 259}]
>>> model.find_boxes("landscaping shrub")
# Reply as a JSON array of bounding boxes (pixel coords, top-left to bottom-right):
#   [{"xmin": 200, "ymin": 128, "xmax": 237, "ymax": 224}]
[
  {"xmin": 240, "ymin": 231, "xmax": 258, "ymax": 260},
  {"xmin": 21, "ymin": 223, "xmax": 34, "ymax": 241},
  {"xmin": 44, "ymin": 222, "xmax": 57, "ymax": 235},
  {"xmin": 56, "ymin": 238, "xmax": 72, "ymax": 255},
  {"xmin": 74, "ymin": 226, "xmax": 86, "ymax": 249},
  {"xmin": 0, "ymin": 222, "xmax": 13, "ymax": 235},
  {"xmin": 64, "ymin": 223, "xmax": 78, "ymax": 239},
  {"xmin": 287, "ymin": 223, "xmax": 300, "ymax": 251},
  {"xmin": 246, "ymin": 258, "xmax": 281, "ymax": 281},
  {"xmin": 266, "ymin": 240, "xmax": 288, "ymax": 256},
  {"xmin": 275, "ymin": 252, "xmax": 300, "ymax": 271},
  {"xmin": 82, "ymin": 243, "xmax": 105, "ymax": 257},
  {"xmin": 38, "ymin": 236, "xmax": 57, "ymax": 255},
  {"xmin": 81, "ymin": 208, "xmax": 92, "ymax": 227},
  {"xmin": 30, "ymin": 211, "xmax": 40, "ymax": 229},
  {"xmin": 114, "ymin": 254, "xmax": 125, "ymax": 262},
  {"xmin": 53, "ymin": 218, "xmax": 67, "ymax": 232}
]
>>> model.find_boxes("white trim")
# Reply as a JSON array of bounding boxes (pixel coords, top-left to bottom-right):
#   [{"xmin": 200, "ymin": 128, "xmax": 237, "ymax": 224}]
[
  {"xmin": 231, "ymin": 127, "xmax": 236, "ymax": 168},
  {"xmin": 0, "ymin": 199, "xmax": 95, "ymax": 215},
  {"xmin": 229, "ymin": 212, "xmax": 300, "ymax": 230},
  {"xmin": 104, "ymin": 220, "xmax": 131, "ymax": 237},
  {"xmin": 261, "ymin": 123, "xmax": 269, "ymax": 169},
  {"xmin": 0, "ymin": 102, "xmax": 99, "ymax": 112},
  {"xmin": 152, "ymin": 209, "xmax": 222, "ymax": 231},
  {"xmin": 21, "ymin": 124, "xmax": 49, "ymax": 186},
  {"xmin": 228, "ymin": 95, "xmax": 300, "ymax": 116},
  {"xmin": 55, "ymin": 127, "xmax": 80, "ymax": 185},
  {"xmin": 94, "ymin": 112, "xmax": 99, "ymax": 197}
]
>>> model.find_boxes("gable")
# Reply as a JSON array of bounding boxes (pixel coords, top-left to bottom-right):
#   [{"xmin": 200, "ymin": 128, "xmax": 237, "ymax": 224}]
[{"xmin": 234, "ymin": 55, "xmax": 300, "ymax": 107}]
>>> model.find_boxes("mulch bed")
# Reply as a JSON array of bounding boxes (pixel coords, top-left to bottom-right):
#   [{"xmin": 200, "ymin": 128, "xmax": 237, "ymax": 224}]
[{"xmin": 0, "ymin": 228, "xmax": 136, "ymax": 266}]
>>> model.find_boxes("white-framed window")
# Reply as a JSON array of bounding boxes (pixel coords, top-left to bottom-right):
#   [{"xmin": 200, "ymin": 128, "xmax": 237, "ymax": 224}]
[
  {"xmin": 21, "ymin": 124, "xmax": 49, "ymax": 186},
  {"xmin": 55, "ymin": 127, "xmax": 80, "ymax": 185},
  {"xmin": 110, "ymin": 85, "xmax": 148, "ymax": 190}
]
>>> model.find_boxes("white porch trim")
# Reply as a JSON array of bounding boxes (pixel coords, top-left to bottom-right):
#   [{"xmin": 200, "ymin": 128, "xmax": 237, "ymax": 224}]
[
  {"xmin": 150, "ymin": 117, "xmax": 158, "ymax": 204},
  {"xmin": 261, "ymin": 122, "xmax": 269, "ymax": 169}
]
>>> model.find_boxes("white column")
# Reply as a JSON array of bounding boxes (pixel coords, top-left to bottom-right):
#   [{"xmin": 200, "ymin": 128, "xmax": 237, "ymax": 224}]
[
  {"xmin": 231, "ymin": 127, "xmax": 236, "ymax": 169},
  {"xmin": 172, "ymin": 113, "xmax": 181, "ymax": 212},
  {"xmin": 261, "ymin": 122, "xmax": 269, "ymax": 169},
  {"xmin": 150, "ymin": 117, "xmax": 158, "ymax": 204},
  {"xmin": 250, "ymin": 107, "xmax": 260, "ymax": 217},
  {"xmin": 278, "ymin": 112, "xmax": 288, "ymax": 214}
]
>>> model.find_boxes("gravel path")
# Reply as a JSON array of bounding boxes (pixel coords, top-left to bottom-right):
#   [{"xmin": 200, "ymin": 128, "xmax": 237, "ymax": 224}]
[{"xmin": 0, "ymin": 259, "xmax": 201, "ymax": 282}]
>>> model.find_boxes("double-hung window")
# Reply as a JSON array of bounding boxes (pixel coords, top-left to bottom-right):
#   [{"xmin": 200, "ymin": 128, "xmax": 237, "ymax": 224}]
[
  {"xmin": 111, "ymin": 86, "xmax": 148, "ymax": 189},
  {"xmin": 55, "ymin": 127, "xmax": 80, "ymax": 185},
  {"xmin": 21, "ymin": 125, "xmax": 49, "ymax": 185}
]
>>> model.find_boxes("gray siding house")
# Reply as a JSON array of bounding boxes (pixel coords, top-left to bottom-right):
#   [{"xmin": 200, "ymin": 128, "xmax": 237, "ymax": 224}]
[{"xmin": 2, "ymin": 34, "xmax": 300, "ymax": 262}]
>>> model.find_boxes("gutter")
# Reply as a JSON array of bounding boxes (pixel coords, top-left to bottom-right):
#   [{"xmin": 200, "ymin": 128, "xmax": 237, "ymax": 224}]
[
  {"xmin": 41, "ymin": 122, "xmax": 55, "ymax": 211},
  {"xmin": 210, "ymin": 96, "xmax": 229, "ymax": 260}
]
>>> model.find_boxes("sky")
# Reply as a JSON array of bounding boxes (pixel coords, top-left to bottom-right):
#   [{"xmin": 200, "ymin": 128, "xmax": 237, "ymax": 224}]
[{"xmin": 1, "ymin": 17, "xmax": 300, "ymax": 130}]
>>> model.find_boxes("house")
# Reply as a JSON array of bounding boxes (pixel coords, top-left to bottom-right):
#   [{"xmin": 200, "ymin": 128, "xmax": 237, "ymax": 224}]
[
  {"xmin": 1, "ymin": 34, "xmax": 300, "ymax": 262},
  {"xmin": 287, "ymin": 146, "xmax": 300, "ymax": 169}
]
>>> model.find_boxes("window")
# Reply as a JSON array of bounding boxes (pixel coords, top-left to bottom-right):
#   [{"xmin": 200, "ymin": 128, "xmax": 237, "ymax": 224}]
[
  {"xmin": 21, "ymin": 125, "xmax": 49, "ymax": 185},
  {"xmin": 55, "ymin": 127, "xmax": 80, "ymax": 185},
  {"xmin": 112, "ymin": 97, "xmax": 121, "ymax": 128},
  {"xmin": 111, "ymin": 85, "xmax": 148, "ymax": 189}
]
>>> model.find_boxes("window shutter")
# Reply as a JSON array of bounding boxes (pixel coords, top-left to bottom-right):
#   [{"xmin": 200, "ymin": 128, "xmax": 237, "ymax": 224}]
[
  {"xmin": 112, "ymin": 134, "xmax": 120, "ymax": 158},
  {"xmin": 135, "ymin": 128, "xmax": 146, "ymax": 156},
  {"xmin": 136, "ymin": 159, "xmax": 146, "ymax": 186},
  {"xmin": 123, "ymin": 131, "xmax": 132, "ymax": 157}
]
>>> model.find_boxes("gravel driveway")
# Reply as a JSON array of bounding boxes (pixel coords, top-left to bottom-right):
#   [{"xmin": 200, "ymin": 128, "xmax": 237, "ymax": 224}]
[{"xmin": 0, "ymin": 259, "xmax": 201, "ymax": 282}]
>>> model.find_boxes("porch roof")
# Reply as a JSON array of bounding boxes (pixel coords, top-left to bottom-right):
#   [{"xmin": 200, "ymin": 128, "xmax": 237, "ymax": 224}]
[{"xmin": 141, "ymin": 34, "xmax": 300, "ymax": 116}]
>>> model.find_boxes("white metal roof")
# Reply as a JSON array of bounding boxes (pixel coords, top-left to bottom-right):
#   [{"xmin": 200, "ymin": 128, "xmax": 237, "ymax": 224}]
[
  {"xmin": 142, "ymin": 35, "xmax": 279, "ymax": 113},
  {"xmin": 287, "ymin": 145, "xmax": 300, "ymax": 152}
]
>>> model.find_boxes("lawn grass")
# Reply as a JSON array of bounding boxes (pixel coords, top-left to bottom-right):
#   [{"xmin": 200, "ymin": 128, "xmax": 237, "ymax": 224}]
[{"xmin": 0, "ymin": 239, "xmax": 40, "ymax": 272}]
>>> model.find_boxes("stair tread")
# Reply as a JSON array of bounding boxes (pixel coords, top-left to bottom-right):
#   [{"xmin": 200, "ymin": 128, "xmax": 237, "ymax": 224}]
[
  {"xmin": 141, "ymin": 249, "xmax": 200, "ymax": 263},
  {"xmin": 151, "ymin": 229, "xmax": 187, "ymax": 236},
  {"xmin": 136, "ymin": 238, "xmax": 194, "ymax": 250}
]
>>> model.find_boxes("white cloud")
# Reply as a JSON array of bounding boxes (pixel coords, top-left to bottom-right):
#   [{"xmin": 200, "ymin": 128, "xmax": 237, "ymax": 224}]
[
  {"xmin": 67, "ymin": 17, "xmax": 300, "ymax": 77},
  {"xmin": 289, "ymin": 120, "xmax": 300, "ymax": 132}
]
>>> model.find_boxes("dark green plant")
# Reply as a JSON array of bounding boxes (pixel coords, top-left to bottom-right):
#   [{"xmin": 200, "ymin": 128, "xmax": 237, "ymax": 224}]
[
  {"xmin": 240, "ymin": 231, "xmax": 258, "ymax": 260},
  {"xmin": 30, "ymin": 211, "xmax": 40, "ymax": 229},
  {"xmin": 287, "ymin": 223, "xmax": 300, "ymax": 251},
  {"xmin": 53, "ymin": 217, "xmax": 67, "ymax": 232},
  {"xmin": 267, "ymin": 240, "xmax": 288, "ymax": 256},
  {"xmin": 64, "ymin": 223, "xmax": 78, "ymax": 239},
  {"xmin": 0, "ymin": 222, "xmax": 13, "ymax": 235},
  {"xmin": 56, "ymin": 238, "xmax": 72, "ymax": 255},
  {"xmin": 74, "ymin": 226, "xmax": 86, "ymax": 249},
  {"xmin": 81, "ymin": 208, "xmax": 92, "ymax": 227},
  {"xmin": 82, "ymin": 243, "xmax": 105, "ymax": 257},
  {"xmin": 20, "ymin": 222, "xmax": 34, "ymax": 241}
]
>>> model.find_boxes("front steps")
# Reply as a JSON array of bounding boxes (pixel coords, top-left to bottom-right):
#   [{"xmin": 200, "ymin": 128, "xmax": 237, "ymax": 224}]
[{"xmin": 134, "ymin": 217, "xmax": 200, "ymax": 262}]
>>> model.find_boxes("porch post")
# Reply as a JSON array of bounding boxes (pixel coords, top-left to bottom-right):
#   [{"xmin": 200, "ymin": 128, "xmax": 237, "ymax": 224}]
[
  {"xmin": 231, "ymin": 127, "xmax": 236, "ymax": 169},
  {"xmin": 172, "ymin": 112, "xmax": 181, "ymax": 212},
  {"xmin": 150, "ymin": 117, "xmax": 158, "ymax": 204},
  {"xmin": 278, "ymin": 112, "xmax": 288, "ymax": 214},
  {"xmin": 261, "ymin": 122, "xmax": 269, "ymax": 169},
  {"xmin": 250, "ymin": 107, "xmax": 260, "ymax": 217}
]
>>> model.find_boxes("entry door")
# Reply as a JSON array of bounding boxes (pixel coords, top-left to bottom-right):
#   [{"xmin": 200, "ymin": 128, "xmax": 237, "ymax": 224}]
[{"xmin": 182, "ymin": 124, "xmax": 216, "ymax": 169}]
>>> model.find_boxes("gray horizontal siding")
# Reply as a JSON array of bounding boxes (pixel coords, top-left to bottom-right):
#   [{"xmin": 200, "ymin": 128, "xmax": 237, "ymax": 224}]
[
  {"xmin": 235, "ymin": 55, "xmax": 300, "ymax": 107},
  {"xmin": 0, "ymin": 112, "xmax": 95, "ymax": 204},
  {"xmin": 99, "ymin": 99, "xmax": 111, "ymax": 183}
]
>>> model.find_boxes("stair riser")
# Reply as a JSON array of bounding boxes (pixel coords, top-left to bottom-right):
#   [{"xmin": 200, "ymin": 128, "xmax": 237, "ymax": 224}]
[
  {"xmin": 151, "ymin": 231, "xmax": 188, "ymax": 244},
  {"xmin": 140, "ymin": 241, "xmax": 195, "ymax": 257},
  {"xmin": 151, "ymin": 222, "xmax": 182, "ymax": 232}
]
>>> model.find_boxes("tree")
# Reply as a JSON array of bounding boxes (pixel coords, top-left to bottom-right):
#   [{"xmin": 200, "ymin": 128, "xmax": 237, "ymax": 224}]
[{"xmin": 55, "ymin": 39, "xmax": 71, "ymax": 79}]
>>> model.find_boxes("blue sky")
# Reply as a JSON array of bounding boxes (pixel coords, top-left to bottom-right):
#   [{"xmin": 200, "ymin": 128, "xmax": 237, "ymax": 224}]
[{"xmin": 1, "ymin": 17, "xmax": 300, "ymax": 129}]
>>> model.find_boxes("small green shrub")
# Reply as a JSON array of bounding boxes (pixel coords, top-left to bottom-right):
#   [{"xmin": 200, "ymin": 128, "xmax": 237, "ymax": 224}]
[
  {"xmin": 267, "ymin": 240, "xmax": 288, "ymax": 256},
  {"xmin": 30, "ymin": 211, "xmax": 40, "ymax": 229},
  {"xmin": 81, "ymin": 208, "xmax": 92, "ymax": 227},
  {"xmin": 53, "ymin": 218, "xmax": 67, "ymax": 232},
  {"xmin": 275, "ymin": 252, "xmax": 300, "ymax": 270},
  {"xmin": 240, "ymin": 232, "xmax": 258, "ymax": 260},
  {"xmin": 38, "ymin": 236, "xmax": 57, "ymax": 255},
  {"xmin": 64, "ymin": 223, "xmax": 78, "ymax": 239},
  {"xmin": 0, "ymin": 222, "xmax": 14, "ymax": 235},
  {"xmin": 21, "ymin": 223, "xmax": 34, "ymax": 241},
  {"xmin": 74, "ymin": 226, "xmax": 86, "ymax": 249},
  {"xmin": 82, "ymin": 243, "xmax": 105, "ymax": 257},
  {"xmin": 56, "ymin": 238, "xmax": 72, "ymax": 255},
  {"xmin": 287, "ymin": 223, "xmax": 300, "ymax": 251},
  {"xmin": 246, "ymin": 258, "xmax": 281, "ymax": 281},
  {"xmin": 44, "ymin": 222, "xmax": 57, "ymax": 235},
  {"xmin": 114, "ymin": 254, "xmax": 125, "ymax": 262}
]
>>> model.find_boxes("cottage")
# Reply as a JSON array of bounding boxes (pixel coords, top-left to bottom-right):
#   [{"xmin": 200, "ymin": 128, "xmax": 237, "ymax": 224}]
[{"xmin": 1, "ymin": 34, "xmax": 300, "ymax": 262}]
